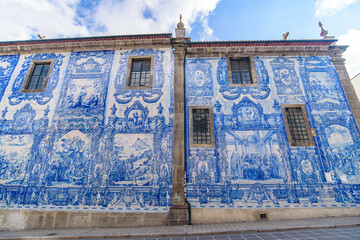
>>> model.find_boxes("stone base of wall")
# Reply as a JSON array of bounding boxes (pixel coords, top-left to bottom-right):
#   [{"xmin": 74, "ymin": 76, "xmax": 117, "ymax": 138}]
[
  {"xmin": 191, "ymin": 207, "xmax": 360, "ymax": 224},
  {"xmin": 169, "ymin": 205, "xmax": 190, "ymax": 225},
  {"xmin": 0, "ymin": 210, "xmax": 169, "ymax": 230}
]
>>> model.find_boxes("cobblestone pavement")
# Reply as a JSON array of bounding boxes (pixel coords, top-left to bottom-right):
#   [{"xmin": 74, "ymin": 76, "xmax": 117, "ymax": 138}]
[
  {"xmin": 83, "ymin": 227, "xmax": 360, "ymax": 240},
  {"xmin": 0, "ymin": 216, "xmax": 360, "ymax": 239}
]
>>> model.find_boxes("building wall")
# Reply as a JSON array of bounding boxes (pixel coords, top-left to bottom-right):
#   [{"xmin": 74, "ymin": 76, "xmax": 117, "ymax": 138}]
[
  {"xmin": 0, "ymin": 48, "xmax": 174, "ymax": 214},
  {"xmin": 1, "ymin": 38, "xmax": 360, "ymax": 228},
  {"xmin": 185, "ymin": 56, "xmax": 360, "ymax": 210}
]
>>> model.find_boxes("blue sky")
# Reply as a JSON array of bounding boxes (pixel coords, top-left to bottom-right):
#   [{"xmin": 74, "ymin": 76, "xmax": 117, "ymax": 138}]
[
  {"xmin": 189, "ymin": 0, "xmax": 360, "ymax": 40},
  {"xmin": 1, "ymin": 0, "xmax": 360, "ymax": 77}
]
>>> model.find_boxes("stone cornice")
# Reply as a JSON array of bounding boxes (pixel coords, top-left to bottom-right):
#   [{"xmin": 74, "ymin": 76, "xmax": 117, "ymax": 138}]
[
  {"xmin": 328, "ymin": 45, "xmax": 348, "ymax": 57},
  {"xmin": 185, "ymin": 45, "xmax": 346, "ymax": 58},
  {"xmin": 0, "ymin": 34, "xmax": 172, "ymax": 55},
  {"xmin": 187, "ymin": 39, "xmax": 337, "ymax": 47}
]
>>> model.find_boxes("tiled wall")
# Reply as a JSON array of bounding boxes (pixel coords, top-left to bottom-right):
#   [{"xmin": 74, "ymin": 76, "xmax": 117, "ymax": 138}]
[
  {"xmin": 0, "ymin": 48, "xmax": 174, "ymax": 213},
  {"xmin": 185, "ymin": 56, "xmax": 360, "ymax": 208}
]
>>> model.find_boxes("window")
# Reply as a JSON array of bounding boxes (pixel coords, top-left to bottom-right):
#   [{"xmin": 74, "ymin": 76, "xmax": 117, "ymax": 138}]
[
  {"xmin": 21, "ymin": 60, "xmax": 54, "ymax": 93},
  {"xmin": 227, "ymin": 57, "xmax": 258, "ymax": 87},
  {"xmin": 125, "ymin": 55, "xmax": 154, "ymax": 89},
  {"xmin": 189, "ymin": 106, "xmax": 215, "ymax": 148},
  {"xmin": 281, "ymin": 104, "xmax": 315, "ymax": 147},
  {"xmin": 230, "ymin": 59, "xmax": 251, "ymax": 84}
]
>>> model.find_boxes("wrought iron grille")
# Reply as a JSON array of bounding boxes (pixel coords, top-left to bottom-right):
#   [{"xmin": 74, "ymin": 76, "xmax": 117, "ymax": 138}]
[
  {"xmin": 26, "ymin": 63, "xmax": 50, "ymax": 90},
  {"xmin": 192, "ymin": 108, "xmax": 211, "ymax": 144},
  {"xmin": 130, "ymin": 59, "xmax": 151, "ymax": 87},
  {"xmin": 230, "ymin": 58, "xmax": 252, "ymax": 84},
  {"xmin": 285, "ymin": 107, "xmax": 310, "ymax": 143}
]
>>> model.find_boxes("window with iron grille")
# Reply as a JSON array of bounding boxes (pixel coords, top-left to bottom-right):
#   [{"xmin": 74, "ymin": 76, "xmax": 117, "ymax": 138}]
[
  {"xmin": 282, "ymin": 105, "xmax": 315, "ymax": 147},
  {"xmin": 193, "ymin": 109, "xmax": 211, "ymax": 144},
  {"xmin": 21, "ymin": 60, "xmax": 53, "ymax": 93},
  {"xmin": 189, "ymin": 106, "xmax": 215, "ymax": 147},
  {"xmin": 230, "ymin": 58, "xmax": 252, "ymax": 84},
  {"xmin": 130, "ymin": 59, "xmax": 151, "ymax": 87},
  {"xmin": 125, "ymin": 56, "xmax": 154, "ymax": 89}
]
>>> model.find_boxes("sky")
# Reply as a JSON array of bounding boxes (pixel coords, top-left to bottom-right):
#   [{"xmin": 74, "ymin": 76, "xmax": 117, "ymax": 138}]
[{"xmin": 1, "ymin": 0, "xmax": 359, "ymax": 78}]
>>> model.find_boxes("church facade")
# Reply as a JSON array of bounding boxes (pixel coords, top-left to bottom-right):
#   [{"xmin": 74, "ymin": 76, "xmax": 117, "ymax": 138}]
[{"xmin": 0, "ymin": 21, "xmax": 360, "ymax": 229}]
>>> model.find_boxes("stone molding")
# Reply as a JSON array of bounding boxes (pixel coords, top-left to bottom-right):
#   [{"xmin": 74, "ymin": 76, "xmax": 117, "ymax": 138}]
[
  {"xmin": 0, "ymin": 39, "xmax": 172, "ymax": 55},
  {"xmin": 186, "ymin": 46, "xmax": 337, "ymax": 58}
]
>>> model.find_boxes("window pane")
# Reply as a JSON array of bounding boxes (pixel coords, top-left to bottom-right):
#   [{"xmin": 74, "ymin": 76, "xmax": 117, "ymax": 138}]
[
  {"xmin": 33, "ymin": 65, "xmax": 43, "ymax": 75},
  {"xmin": 42, "ymin": 64, "xmax": 50, "ymax": 75},
  {"xmin": 239, "ymin": 60, "xmax": 250, "ymax": 72},
  {"xmin": 27, "ymin": 76, "xmax": 39, "ymax": 89},
  {"xmin": 37, "ymin": 75, "xmax": 47, "ymax": 89},
  {"xmin": 142, "ymin": 60, "xmax": 151, "ymax": 71},
  {"xmin": 230, "ymin": 60, "xmax": 240, "ymax": 72}
]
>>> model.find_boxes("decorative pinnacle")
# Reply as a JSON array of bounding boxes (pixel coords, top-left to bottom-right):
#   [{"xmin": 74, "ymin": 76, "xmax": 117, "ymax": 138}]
[
  {"xmin": 38, "ymin": 34, "xmax": 46, "ymax": 40},
  {"xmin": 319, "ymin": 22, "xmax": 328, "ymax": 38},
  {"xmin": 177, "ymin": 14, "xmax": 184, "ymax": 29},
  {"xmin": 283, "ymin": 32, "xmax": 289, "ymax": 40}
]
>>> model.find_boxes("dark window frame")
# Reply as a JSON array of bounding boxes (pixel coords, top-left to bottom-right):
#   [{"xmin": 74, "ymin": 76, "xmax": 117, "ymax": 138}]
[
  {"xmin": 21, "ymin": 60, "xmax": 54, "ymax": 93},
  {"xmin": 125, "ymin": 55, "xmax": 154, "ymax": 90},
  {"xmin": 226, "ymin": 56, "xmax": 258, "ymax": 87},
  {"xmin": 189, "ymin": 106, "xmax": 215, "ymax": 148},
  {"xmin": 281, "ymin": 104, "xmax": 315, "ymax": 147}
]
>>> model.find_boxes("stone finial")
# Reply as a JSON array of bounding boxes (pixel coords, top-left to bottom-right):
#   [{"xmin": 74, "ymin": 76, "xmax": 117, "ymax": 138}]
[
  {"xmin": 283, "ymin": 32, "xmax": 289, "ymax": 40},
  {"xmin": 175, "ymin": 14, "xmax": 186, "ymax": 38},
  {"xmin": 319, "ymin": 22, "xmax": 328, "ymax": 38},
  {"xmin": 38, "ymin": 34, "xmax": 46, "ymax": 40},
  {"xmin": 177, "ymin": 14, "xmax": 184, "ymax": 29}
]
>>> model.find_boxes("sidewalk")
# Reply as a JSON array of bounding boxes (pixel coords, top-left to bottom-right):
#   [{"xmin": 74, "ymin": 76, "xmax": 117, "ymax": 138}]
[{"xmin": 0, "ymin": 216, "xmax": 360, "ymax": 239}]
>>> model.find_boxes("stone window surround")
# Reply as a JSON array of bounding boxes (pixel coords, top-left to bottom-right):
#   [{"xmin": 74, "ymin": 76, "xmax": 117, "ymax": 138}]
[
  {"xmin": 281, "ymin": 103, "xmax": 316, "ymax": 147},
  {"xmin": 125, "ymin": 55, "xmax": 155, "ymax": 90},
  {"xmin": 189, "ymin": 105, "xmax": 215, "ymax": 148},
  {"xmin": 20, "ymin": 59, "xmax": 55, "ymax": 93},
  {"xmin": 226, "ymin": 56, "xmax": 258, "ymax": 87}
]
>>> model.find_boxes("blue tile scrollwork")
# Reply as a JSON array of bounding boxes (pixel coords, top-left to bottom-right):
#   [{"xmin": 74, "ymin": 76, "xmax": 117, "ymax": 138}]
[
  {"xmin": 217, "ymin": 57, "xmax": 271, "ymax": 100},
  {"xmin": 0, "ymin": 55, "xmax": 20, "ymax": 102},
  {"xmin": 270, "ymin": 56, "xmax": 302, "ymax": 96},
  {"xmin": 114, "ymin": 49, "xmax": 165, "ymax": 104},
  {"xmin": 1, "ymin": 50, "xmax": 360, "ymax": 213},
  {"xmin": 0, "ymin": 49, "xmax": 173, "ymax": 213},
  {"xmin": 186, "ymin": 56, "xmax": 360, "ymax": 209},
  {"xmin": 8, "ymin": 53, "xmax": 65, "ymax": 105}
]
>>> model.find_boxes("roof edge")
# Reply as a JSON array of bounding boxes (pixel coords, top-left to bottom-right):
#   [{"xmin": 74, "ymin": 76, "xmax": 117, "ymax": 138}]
[
  {"xmin": 0, "ymin": 33, "xmax": 172, "ymax": 46},
  {"xmin": 187, "ymin": 39, "xmax": 337, "ymax": 47},
  {"xmin": 188, "ymin": 39, "xmax": 337, "ymax": 44}
]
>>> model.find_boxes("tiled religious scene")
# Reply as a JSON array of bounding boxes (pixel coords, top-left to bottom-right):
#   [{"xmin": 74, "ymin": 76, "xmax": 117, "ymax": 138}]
[{"xmin": 0, "ymin": 18, "xmax": 359, "ymax": 229}]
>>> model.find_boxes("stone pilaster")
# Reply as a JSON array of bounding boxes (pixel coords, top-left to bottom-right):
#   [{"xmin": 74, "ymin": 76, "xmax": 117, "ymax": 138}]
[
  {"xmin": 169, "ymin": 36, "xmax": 190, "ymax": 226},
  {"xmin": 330, "ymin": 45, "xmax": 360, "ymax": 130}
]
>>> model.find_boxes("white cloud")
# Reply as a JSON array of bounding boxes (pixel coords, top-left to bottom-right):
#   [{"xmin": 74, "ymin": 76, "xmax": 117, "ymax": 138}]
[
  {"xmin": 93, "ymin": 0, "xmax": 220, "ymax": 40},
  {"xmin": 338, "ymin": 29, "xmax": 360, "ymax": 78},
  {"xmin": 315, "ymin": 0, "xmax": 357, "ymax": 16},
  {"xmin": 0, "ymin": 0, "xmax": 220, "ymax": 41},
  {"xmin": 0, "ymin": 0, "xmax": 90, "ymax": 41}
]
